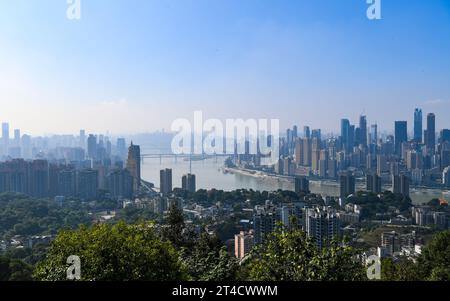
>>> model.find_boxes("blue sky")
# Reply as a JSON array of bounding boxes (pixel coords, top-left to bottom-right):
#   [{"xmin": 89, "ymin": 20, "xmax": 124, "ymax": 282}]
[{"xmin": 0, "ymin": 0, "xmax": 449, "ymax": 135}]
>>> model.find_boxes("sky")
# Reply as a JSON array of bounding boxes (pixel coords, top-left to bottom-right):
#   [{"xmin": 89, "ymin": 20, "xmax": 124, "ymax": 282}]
[{"xmin": 0, "ymin": 0, "xmax": 449, "ymax": 136}]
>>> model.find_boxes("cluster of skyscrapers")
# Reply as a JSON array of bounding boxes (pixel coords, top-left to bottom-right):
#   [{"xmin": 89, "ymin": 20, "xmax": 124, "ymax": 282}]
[
  {"xmin": 0, "ymin": 124, "xmax": 143, "ymax": 200},
  {"xmin": 277, "ymin": 109, "xmax": 450, "ymax": 198}
]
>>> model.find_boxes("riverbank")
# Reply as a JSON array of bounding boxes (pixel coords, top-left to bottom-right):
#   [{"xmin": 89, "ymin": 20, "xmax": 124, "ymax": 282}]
[{"xmin": 222, "ymin": 166, "xmax": 449, "ymax": 205}]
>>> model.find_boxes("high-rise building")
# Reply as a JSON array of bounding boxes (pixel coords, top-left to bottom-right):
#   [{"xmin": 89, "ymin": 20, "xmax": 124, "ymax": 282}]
[
  {"xmin": 160, "ymin": 168, "xmax": 173, "ymax": 195},
  {"xmin": 414, "ymin": 108, "xmax": 423, "ymax": 143},
  {"xmin": 303, "ymin": 138, "xmax": 312, "ymax": 167},
  {"xmin": 327, "ymin": 159, "xmax": 337, "ymax": 178},
  {"xmin": 58, "ymin": 169, "xmax": 76, "ymax": 197},
  {"xmin": 392, "ymin": 174, "xmax": 410, "ymax": 197},
  {"xmin": 381, "ymin": 231, "xmax": 400, "ymax": 255},
  {"xmin": 234, "ymin": 230, "xmax": 254, "ymax": 260},
  {"xmin": 106, "ymin": 169, "xmax": 133, "ymax": 199},
  {"xmin": 339, "ymin": 172, "xmax": 355, "ymax": 198},
  {"xmin": 87, "ymin": 134, "xmax": 97, "ymax": 159},
  {"xmin": 306, "ymin": 207, "xmax": 340, "ymax": 250},
  {"xmin": 79, "ymin": 130, "xmax": 86, "ymax": 150},
  {"xmin": 77, "ymin": 169, "xmax": 98, "ymax": 200},
  {"xmin": 341, "ymin": 119, "xmax": 350, "ymax": 150},
  {"xmin": 13, "ymin": 129, "xmax": 20, "ymax": 147},
  {"xmin": 359, "ymin": 115, "xmax": 367, "ymax": 147},
  {"xmin": 253, "ymin": 203, "xmax": 279, "ymax": 244},
  {"xmin": 126, "ymin": 142, "xmax": 141, "ymax": 191},
  {"xmin": 370, "ymin": 124, "xmax": 378, "ymax": 145},
  {"xmin": 181, "ymin": 173, "xmax": 196, "ymax": 193},
  {"xmin": 304, "ymin": 126, "xmax": 311, "ymax": 139},
  {"xmin": 440, "ymin": 129, "xmax": 450, "ymax": 144},
  {"xmin": 425, "ymin": 113, "xmax": 436, "ymax": 152},
  {"xmin": 376, "ymin": 155, "xmax": 387, "ymax": 176},
  {"xmin": 116, "ymin": 138, "xmax": 127, "ymax": 159},
  {"xmin": 294, "ymin": 176, "xmax": 309, "ymax": 193},
  {"xmin": 395, "ymin": 121, "xmax": 408, "ymax": 156},
  {"xmin": 366, "ymin": 173, "xmax": 382, "ymax": 194},
  {"xmin": 295, "ymin": 138, "xmax": 304, "ymax": 165},
  {"xmin": 2, "ymin": 122, "xmax": 9, "ymax": 156}
]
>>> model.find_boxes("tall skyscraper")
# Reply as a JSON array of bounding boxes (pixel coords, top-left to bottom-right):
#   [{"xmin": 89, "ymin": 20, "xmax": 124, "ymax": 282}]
[
  {"xmin": 359, "ymin": 115, "xmax": 367, "ymax": 147},
  {"xmin": 2, "ymin": 122, "xmax": 9, "ymax": 156},
  {"xmin": 182, "ymin": 173, "xmax": 196, "ymax": 193},
  {"xmin": 426, "ymin": 113, "xmax": 436, "ymax": 152},
  {"xmin": 414, "ymin": 108, "xmax": 423, "ymax": 143},
  {"xmin": 370, "ymin": 124, "xmax": 378, "ymax": 145},
  {"xmin": 341, "ymin": 119, "xmax": 350, "ymax": 151},
  {"xmin": 116, "ymin": 138, "xmax": 127, "ymax": 159},
  {"xmin": 366, "ymin": 172, "xmax": 382, "ymax": 194},
  {"xmin": 13, "ymin": 129, "xmax": 20, "ymax": 147},
  {"xmin": 294, "ymin": 176, "xmax": 310, "ymax": 193},
  {"xmin": 348, "ymin": 125, "xmax": 355, "ymax": 153},
  {"xmin": 160, "ymin": 168, "xmax": 173, "ymax": 195},
  {"xmin": 395, "ymin": 121, "xmax": 408, "ymax": 156},
  {"xmin": 87, "ymin": 134, "xmax": 97, "ymax": 160},
  {"xmin": 440, "ymin": 129, "xmax": 450, "ymax": 144},
  {"xmin": 126, "ymin": 142, "xmax": 141, "ymax": 191},
  {"xmin": 392, "ymin": 174, "xmax": 410, "ymax": 197},
  {"xmin": 79, "ymin": 129, "xmax": 86, "ymax": 150},
  {"xmin": 77, "ymin": 169, "xmax": 99, "ymax": 200},
  {"xmin": 304, "ymin": 126, "xmax": 311, "ymax": 139},
  {"xmin": 339, "ymin": 172, "xmax": 355, "ymax": 198}
]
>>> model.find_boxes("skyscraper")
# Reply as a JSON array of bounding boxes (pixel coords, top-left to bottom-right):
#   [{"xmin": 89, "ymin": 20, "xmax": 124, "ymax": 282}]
[
  {"xmin": 87, "ymin": 134, "xmax": 97, "ymax": 160},
  {"xmin": 392, "ymin": 174, "xmax": 410, "ymax": 197},
  {"xmin": 414, "ymin": 108, "xmax": 423, "ymax": 143},
  {"xmin": 339, "ymin": 172, "xmax": 355, "ymax": 198},
  {"xmin": 395, "ymin": 121, "xmax": 408, "ymax": 156},
  {"xmin": 79, "ymin": 129, "xmax": 86, "ymax": 150},
  {"xmin": 341, "ymin": 119, "xmax": 350, "ymax": 151},
  {"xmin": 116, "ymin": 138, "xmax": 127, "ymax": 159},
  {"xmin": 304, "ymin": 126, "xmax": 311, "ymax": 139},
  {"xmin": 181, "ymin": 173, "xmax": 196, "ymax": 193},
  {"xmin": 294, "ymin": 176, "xmax": 310, "ymax": 193},
  {"xmin": 13, "ymin": 129, "xmax": 20, "ymax": 147},
  {"xmin": 126, "ymin": 142, "xmax": 141, "ymax": 191},
  {"xmin": 359, "ymin": 115, "xmax": 367, "ymax": 147},
  {"xmin": 426, "ymin": 113, "xmax": 436, "ymax": 152},
  {"xmin": 370, "ymin": 124, "xmax": 378, "ymax": 145},
  {"xmin": 160, "ymin": 168, "xmax": 172, "ymax": 195},
  {"xmin": 366, "ymin": 172, "xmax": 382, "ymax": 194},
  {"xmin": 2, "ymin": 122, "xmax": 9, "ymax": 156}
]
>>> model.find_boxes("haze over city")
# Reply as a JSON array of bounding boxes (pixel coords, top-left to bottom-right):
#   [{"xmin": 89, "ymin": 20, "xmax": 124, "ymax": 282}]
[{"xmin": 1, "ymin": 0, "xmax": 449, "ymax": 136}]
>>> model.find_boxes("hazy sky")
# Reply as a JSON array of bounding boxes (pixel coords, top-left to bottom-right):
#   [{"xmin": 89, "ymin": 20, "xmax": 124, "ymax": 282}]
[{"xmin": 0, "ymin": 0, "xmax": 449, "ymax": 136}]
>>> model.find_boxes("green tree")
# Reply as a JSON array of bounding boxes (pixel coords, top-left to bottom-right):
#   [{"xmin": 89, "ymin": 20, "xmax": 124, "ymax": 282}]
[
  {"xmin": 246, "ymin": 229, "xmax": 365, "ymax": 281},
  {"xmin": 0, "ymin": 256, "xmax": 33, "ymax": 281},
  {"xmin": 182, "ymin": 232, "xmax": 240, "ymax": 281},
  {"xmin": 381, "ymin": 257, "xmax": 421, "ymax": 281},
  {"xmin": 417, "ymin": 230, "xmax": 450, "ymax": 281},
  {"xmin": 33, "ymin": 222, "xmax": 187, "ymax": 281},
  {"xmin": 162, "ymin": 203, "xmax": 186, "ymax": 249}
]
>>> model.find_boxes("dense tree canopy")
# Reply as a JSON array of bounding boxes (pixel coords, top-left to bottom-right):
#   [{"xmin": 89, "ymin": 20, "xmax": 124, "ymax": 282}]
[
  {"xmin": 246, "ymin": 229, "xmax": 366, "ymax": 281},
  {"xmin": 0, "ymin": 255, "xmax": 33, "ymax": 281},
  {"xmin": 33, "ymin": 222, "xmax": 187, "ymax": 281}
]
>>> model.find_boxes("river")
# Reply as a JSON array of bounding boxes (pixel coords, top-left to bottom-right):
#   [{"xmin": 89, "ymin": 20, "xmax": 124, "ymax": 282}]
[{"xmin": 141, "ymin": 157, "xmax": 449, "ymax": 205}]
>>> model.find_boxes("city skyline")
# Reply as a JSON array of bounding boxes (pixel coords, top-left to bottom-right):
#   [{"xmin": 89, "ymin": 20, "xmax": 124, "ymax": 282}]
[
  {"xmin": 1, "ymin": 0, "xmax": 450, "ymax": 135},
  {"xmin": 0, "ymin": 106, "xmax": 446, "ymax": 139}
]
